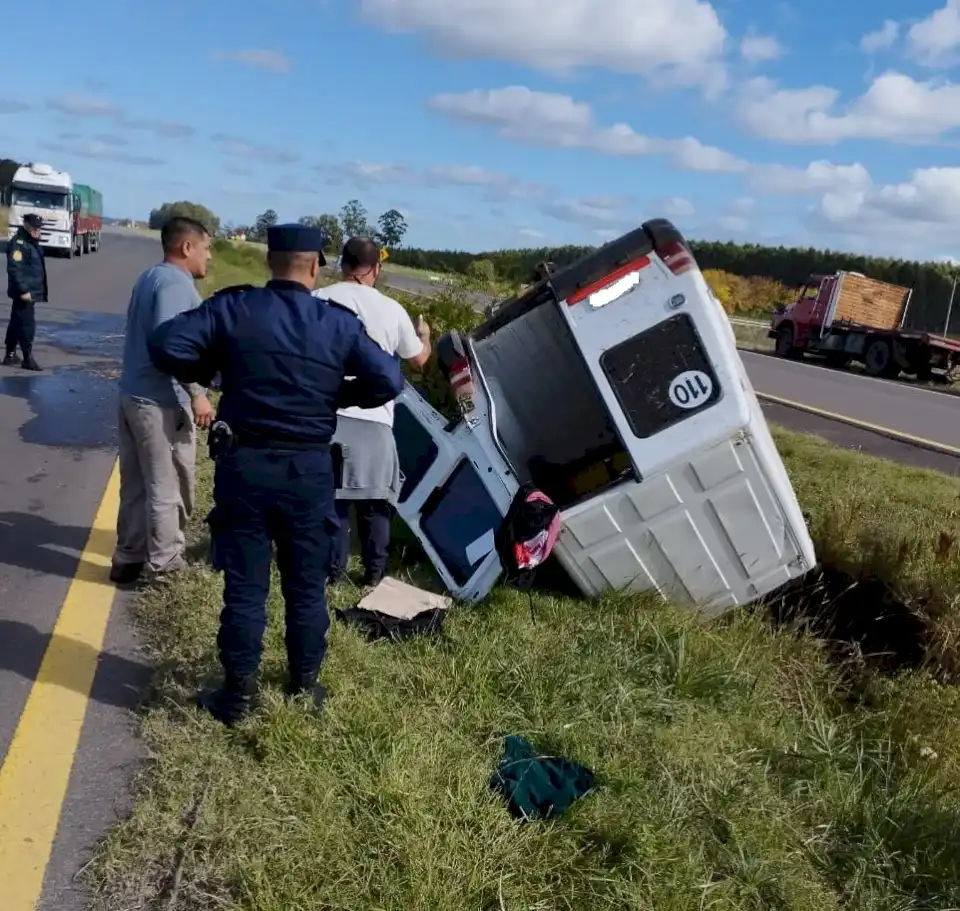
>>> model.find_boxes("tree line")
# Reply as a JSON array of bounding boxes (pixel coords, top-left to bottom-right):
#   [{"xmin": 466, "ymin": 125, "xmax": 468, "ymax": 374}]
[
  {"xmin": 388, "ymin": 239, "xmax": 960, "ymax": 334},
  {"xmin": 0, "ymin": 157, "xmax": 20, "ymax": 204},
  {"xmin": 148, "ymin": 197, "xmax": 408, "ymax": 253}
]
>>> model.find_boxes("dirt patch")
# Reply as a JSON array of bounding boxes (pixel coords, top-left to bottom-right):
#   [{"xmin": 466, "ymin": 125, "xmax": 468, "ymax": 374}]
[{"xmin": 766, "ymin": 566, "xmax": 929, "ymax": 676}]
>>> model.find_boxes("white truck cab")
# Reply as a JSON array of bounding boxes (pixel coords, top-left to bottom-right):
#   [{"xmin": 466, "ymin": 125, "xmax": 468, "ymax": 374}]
[
  {"xmin": 392, "ymin": 218, "xmax": 816, "ymax": 614},
  {"xmin": 7, "ymin": 163, "xmax": 75, "ymax": 256}
]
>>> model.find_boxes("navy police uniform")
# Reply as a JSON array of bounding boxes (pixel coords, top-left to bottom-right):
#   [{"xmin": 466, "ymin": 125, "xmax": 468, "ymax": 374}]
[
  {"xmin": 147, "ymin": 224, "xmax": 403, "ymax": 724},
  {"xmin": 5, "ymin": 213, "xmax": 48, "ymax": 370}
]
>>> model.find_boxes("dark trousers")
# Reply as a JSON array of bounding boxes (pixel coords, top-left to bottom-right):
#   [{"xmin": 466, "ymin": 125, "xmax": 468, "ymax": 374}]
[
  {"xmin": 208, "ymin": 447, "xmax": 337, "ymax": 682},
  {"xmin": 5, "ymin": 299, "xmax": 36, "ymax": 356},
  {"xmin": 330, "ymin": 499, "xmax": 392, "ymax": 584}
]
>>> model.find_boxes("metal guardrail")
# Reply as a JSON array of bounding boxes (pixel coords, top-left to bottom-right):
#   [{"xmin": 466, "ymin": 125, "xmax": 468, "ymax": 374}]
[{"xmin": 728, "ymin": 317, "xmax": 769, "ymax": 328}]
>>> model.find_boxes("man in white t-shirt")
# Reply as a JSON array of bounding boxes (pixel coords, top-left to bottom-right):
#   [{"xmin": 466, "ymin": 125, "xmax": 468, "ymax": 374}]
[{"xmin": 314, "ymin": 236, "xmax": 431, "ymax": 588}]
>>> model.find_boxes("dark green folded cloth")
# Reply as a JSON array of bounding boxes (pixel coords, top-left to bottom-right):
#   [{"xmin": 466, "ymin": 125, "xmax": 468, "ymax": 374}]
[{"xmin": 490, "ymin": 735, "xmax": 596, "ymax": 820}]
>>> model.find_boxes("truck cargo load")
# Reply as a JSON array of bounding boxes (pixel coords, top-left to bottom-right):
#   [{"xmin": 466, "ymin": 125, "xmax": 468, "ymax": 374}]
[
  {"xmin": 770, "ymin": 271, "xmax": 960, "ymax": 380},
  {"xmin": 392, "ymin": 218, "xmax": 816, "ymax": 613},
  {"xmin": 72, "ymin": 183, "xmax": 103, "ymax": 254}
]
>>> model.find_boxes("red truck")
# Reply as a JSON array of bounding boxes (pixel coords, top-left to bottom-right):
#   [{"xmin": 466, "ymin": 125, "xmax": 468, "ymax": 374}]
[{"xmin": 769, "ymin": 271, "xmax": 960, "ymax": 381}]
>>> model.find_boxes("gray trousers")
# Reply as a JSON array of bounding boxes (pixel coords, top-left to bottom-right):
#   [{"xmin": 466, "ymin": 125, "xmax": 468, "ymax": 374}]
[{"xmin": 113, "ymin": 394, "xmax": 196, "ymax": 573}]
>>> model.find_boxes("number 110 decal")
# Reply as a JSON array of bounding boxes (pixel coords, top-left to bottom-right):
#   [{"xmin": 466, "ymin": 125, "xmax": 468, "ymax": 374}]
[{"xmin": 668, "ymin": 370, "xmax": 715, "ymax": 410}]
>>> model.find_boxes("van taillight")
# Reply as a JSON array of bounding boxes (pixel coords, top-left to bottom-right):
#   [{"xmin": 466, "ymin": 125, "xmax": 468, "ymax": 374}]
[
  {"xmin": 657, "ymin": 240, "xmax": 695, "ymax": 275},
  {"xmin": 567, "ymin": 255, "xmax": 651, "ymax": 306}
]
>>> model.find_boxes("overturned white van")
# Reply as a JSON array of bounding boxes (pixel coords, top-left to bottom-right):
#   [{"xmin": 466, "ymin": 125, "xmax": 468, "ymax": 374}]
[{"xmin": 392, "ymin": 219, "xmax": 816, "ymax": 614}]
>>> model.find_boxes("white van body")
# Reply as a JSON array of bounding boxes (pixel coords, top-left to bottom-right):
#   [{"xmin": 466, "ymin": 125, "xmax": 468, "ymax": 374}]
[{"xmin": 392, "ymin": 219, "xmax": 816, "ymax": 613}]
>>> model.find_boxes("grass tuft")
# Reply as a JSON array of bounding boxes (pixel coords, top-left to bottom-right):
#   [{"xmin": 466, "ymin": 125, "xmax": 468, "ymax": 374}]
[{"xmin": 83, "ymin": 235, "xmax": 960, "ymax": 910}]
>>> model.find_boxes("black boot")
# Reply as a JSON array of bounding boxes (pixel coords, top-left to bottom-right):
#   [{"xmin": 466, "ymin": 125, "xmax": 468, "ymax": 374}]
[
  {"xmin": 284, "ymin": 672, "xmax": 326, "ymax": 713},
  {"xmin": 2, "ymin": 351, "xmax": 19, "ymax": 367},
  {"xmin": 197, "ymin": 673, "xmax": 258, "ymax": 725},
  {"xmin": 21, "ymin": 354, "xmax": 41, "ymax": 371}
]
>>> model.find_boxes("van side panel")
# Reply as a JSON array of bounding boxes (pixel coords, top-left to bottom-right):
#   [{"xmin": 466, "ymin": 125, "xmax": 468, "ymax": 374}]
[{"xmin": 554, "ymin": 428, "xmax": 811, "ymax": 612}]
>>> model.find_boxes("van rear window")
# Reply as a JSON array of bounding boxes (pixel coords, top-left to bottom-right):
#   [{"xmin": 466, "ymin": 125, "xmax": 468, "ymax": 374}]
[
  {"xmin": 394, "ymin": 402, "xmax": 439, "ymax": 504},
  {"xmin": 599, "ymin": 313, "xmax": 721, "ymax": 438},
  {"xmin": 420, "ymin": 459, "xmax": 503, "ymax": 586}
]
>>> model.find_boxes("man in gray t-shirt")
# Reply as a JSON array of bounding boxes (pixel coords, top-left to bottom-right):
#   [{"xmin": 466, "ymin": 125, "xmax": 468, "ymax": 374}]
[{"xmin": 110, "ymin": 217, "xmax": 214, "ymax": 584}]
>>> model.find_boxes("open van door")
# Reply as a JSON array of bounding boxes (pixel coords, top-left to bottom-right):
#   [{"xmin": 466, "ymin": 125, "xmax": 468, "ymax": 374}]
[{"xmin": 392, "ymin": 377, "xmax": 517, "ymax": 603}]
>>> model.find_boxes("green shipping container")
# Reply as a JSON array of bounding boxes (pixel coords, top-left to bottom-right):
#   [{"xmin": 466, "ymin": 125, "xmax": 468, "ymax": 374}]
[{"xmin": 74, "ymin": 184, "xmax": 103, "ymax": 217}]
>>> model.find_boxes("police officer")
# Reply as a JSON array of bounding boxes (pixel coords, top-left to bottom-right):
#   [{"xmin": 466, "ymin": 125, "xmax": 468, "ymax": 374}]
[
  {"xmin": 147, "ymin": 224, "xmax": 404, "ymax": 725},
  {"xmin": 5, "ymin": 213, "xmax": 48, "ymax": 370}
]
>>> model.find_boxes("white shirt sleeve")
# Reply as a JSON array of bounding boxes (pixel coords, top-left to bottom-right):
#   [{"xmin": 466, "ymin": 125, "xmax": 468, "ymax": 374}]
[{"xmin": 395, "ymin": 306, "xmax": 424, "ymax": 360}]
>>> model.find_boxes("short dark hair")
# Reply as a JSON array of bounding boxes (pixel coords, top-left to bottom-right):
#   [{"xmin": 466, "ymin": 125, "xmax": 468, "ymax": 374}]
[
  {"xmin": 161, "ymin": 216, "xmax": 209, "ymax": 253},
  {"xmin": 340, "ymin": 236, "xmax": 381, "ymax": 271},
  {"xmin": 267, "ymin": 250, "xmax": 319, "ymax": 278}
]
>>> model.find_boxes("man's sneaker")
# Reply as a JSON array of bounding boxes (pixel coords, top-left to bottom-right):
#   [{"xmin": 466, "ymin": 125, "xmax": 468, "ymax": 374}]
[
  {"xmin": 21, "ymin": 356, "xmax": 41, "ymax": 371},
  {"xmin": 109, "ymin": 561, "xmax": 144, "ymax": 585},
  {"xmin": 197, "ymin": 675, "xmax": 259, "ymax": 726},
  {"xmin": 2, "ymin": 353, "xmax": 20, "ymax": 367}
]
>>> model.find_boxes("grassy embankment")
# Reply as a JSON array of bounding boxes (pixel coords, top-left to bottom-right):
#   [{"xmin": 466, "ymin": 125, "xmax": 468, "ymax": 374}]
[
  {"xmin": 0, "ymin": 204, "xmax": 8, "ymax": 237},
  {"xmin": 86, "ymin": 239, "xmax": 960, "ymax": 910}
]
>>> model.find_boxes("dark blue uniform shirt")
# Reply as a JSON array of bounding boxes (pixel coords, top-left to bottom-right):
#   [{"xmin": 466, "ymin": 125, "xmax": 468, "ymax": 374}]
[
  {"xmin": 6, "ymin": 227, "xmax": 48, "ymax": 302},
  {"xmin": 147, "ymin": 279, "xmax": 403, "ymax": 447}
]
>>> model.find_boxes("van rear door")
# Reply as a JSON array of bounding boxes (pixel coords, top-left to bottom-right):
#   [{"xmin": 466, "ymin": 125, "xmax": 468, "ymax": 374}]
[
  {"xmin": 392, "ymin": 380, "xmax": 516, "ymax": 602},
  {"xmin": 549, "ymin": 220, "xmax": 752, "ymax": 480}
]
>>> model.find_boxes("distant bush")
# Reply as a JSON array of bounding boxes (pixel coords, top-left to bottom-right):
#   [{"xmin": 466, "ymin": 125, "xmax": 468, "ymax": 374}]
[
  {"xmin": 149, "ymin": 200, "xmax": 221, "ymax": 237},
  {"xmin": 702, "ymin": 268, "xmax": 793, "ymax": 315}
]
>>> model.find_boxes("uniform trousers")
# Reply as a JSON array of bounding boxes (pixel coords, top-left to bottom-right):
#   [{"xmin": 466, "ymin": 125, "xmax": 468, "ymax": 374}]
[
  {"xmin": 5, "ymin": 299, "xmax": 36, "ymax": 356},
  {"xmin": 209, "ymin": 446, "xmax": 337, "ymax": 682}
]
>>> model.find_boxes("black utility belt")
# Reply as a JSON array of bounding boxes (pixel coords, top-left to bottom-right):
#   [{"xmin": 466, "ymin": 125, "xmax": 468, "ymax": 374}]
[{"xmin": 235, "ymin": 437, "xmax": 331, "ymax": 452}]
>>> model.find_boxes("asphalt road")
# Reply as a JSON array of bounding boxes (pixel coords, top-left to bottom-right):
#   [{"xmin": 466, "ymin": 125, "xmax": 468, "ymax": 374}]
[{"xmin": 0, "ymin": 228, "xmax": 159, "ymax": 910}]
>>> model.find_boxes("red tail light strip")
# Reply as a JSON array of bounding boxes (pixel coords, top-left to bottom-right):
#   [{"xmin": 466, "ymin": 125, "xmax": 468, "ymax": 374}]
[{"xmin": 567, "ymin": 255, "xmax": 651, "ymax": 306}]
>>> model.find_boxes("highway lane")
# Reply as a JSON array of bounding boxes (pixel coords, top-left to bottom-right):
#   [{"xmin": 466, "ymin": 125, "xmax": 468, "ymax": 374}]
[
  {"xmin": 740, "ymin": 350, "xmax": 960, "ymax": 451},
  {"xmin": 0, "ymin": 228, "xmax": 158, "ymax": 910}
]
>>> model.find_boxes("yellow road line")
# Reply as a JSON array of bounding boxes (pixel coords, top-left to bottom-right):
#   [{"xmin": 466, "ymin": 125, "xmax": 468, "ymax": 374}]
[
  {"xmin": 0, "ymin": 460, "xmax": 120, "ymax": 909},
  {"xmin": 756, "ymin": 392, "xmax": 960, "ymax": 457}
]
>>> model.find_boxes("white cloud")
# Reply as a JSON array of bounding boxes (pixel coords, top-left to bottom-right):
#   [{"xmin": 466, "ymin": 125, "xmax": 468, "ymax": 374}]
[
  {"xmin": 541, "ymin": 194, "xmax": 628, "ymax": 226},
  {"xmin": 47, "ymin": 93, "xmax": 122, "ymax": 118},
  {"xmin": 45, "ymin": 93, "xmax": 193, "ymax": 138},
  {"xmin": 41, "ymin": 139, "xmax": 164, "ymax": 166},
  {"xmin": 429, "ymin": 86, "xmax": 747, "ymax": 172},
  {"xmin": 736, "ymin": 71, "xmax": 960, "ymax": 143},
  {"xmin": 0, "ymin": 97, "xmax": 30, "ymax": 114},
  {"xmin": 860, "ymin": 20, "xmax": 899, "ymax": 53},
  {"xmin": 212, "ymin": 49, "xmax": 291, "ymax": 72},
  {"xmin": 658, "ymin": 197, "xmax": 696, "ymax": 218},
  {"xmin": 750, "ymin": 160, "xmax": 872, "ymax": 195},
  {"xmin": 907, "ymin": 0, "xmax": 960, "ymax": 66},
  {"xmin": 802, "ymin": 165, "xmax": 960, "ymax": 258},
  {"xmin": 740, "ymin": 34, "xmax": 782, "ymax": 62},
  {"xmin": 318, "ymin": 159, "xmax": 547, "ymax": 203},
  {"xmin": 359, "ymin": 0, "xmax": 729, "ymax": 92},
  {"xmin": 213, "ymin": 134, "xmax": 300, "ymax": 164}
]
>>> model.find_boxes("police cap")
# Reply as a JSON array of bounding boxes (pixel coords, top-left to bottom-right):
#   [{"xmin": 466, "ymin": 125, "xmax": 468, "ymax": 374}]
[
  {"xmin": 22, "ymin": 213, "xmax": 43, "ymax": 230},
  {"xmin": 266, "ymin": 223, "xmax": 327, "ymax": 265}
]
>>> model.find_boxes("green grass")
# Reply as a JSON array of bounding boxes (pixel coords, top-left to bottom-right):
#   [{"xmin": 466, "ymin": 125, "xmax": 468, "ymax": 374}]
[{"xmin": 83, "ymin": 236, "xmax": 960, "ymax": 910}]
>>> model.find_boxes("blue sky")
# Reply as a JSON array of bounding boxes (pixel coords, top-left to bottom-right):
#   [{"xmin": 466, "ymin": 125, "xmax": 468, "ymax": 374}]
[{"xmin": 2, "ymin": 0, "xmax": 960, "ymax": 258}]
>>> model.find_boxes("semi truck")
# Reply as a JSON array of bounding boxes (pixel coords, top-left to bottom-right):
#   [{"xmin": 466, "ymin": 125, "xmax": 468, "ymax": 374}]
[
  {"xmin": 769, "ymin": 271, "xmax": 960, "ymax": 380},
  {"xmin": 7, "ymin": 162, "xmax": 75, "ymax": 256},
  {"xmin": 6, "ymin": 163, "xmax": 102, "ymax": 257},
  {"xmin": 72, "ymin": 183, "xmax": 103, "ymax": 254}
]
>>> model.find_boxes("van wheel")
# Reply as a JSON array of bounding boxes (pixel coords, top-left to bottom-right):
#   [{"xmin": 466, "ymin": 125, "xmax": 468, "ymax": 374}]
[
  {"xmin": 864, "ymin": 338, "xmax": 898, "ymax": 378},
  {"xmin": 775, "ymin": 325, "xmax": 800, "ymax": 359}
]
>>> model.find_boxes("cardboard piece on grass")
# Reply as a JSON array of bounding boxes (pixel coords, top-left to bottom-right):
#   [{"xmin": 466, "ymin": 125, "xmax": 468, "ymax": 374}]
[{"xmin": 357, "ymin": 576, "xmax": 451, "ymax": 620}]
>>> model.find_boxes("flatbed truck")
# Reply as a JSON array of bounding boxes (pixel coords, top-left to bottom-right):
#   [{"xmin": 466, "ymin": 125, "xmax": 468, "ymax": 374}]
[{"xmin": 769, "ymin": 271, "xmax": 960, "ymax": 380}]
